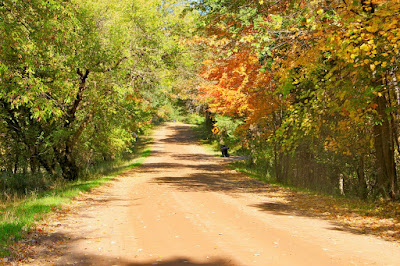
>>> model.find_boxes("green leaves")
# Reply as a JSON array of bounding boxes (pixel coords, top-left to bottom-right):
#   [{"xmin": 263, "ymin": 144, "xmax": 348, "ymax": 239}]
[{"xmin": 0, "ymin": 0, "xmax": 199, "ymax": 179}]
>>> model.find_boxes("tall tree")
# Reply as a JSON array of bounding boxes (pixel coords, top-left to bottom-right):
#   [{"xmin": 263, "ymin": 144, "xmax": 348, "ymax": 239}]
[
  {"xmin": 193, "ymin": 0, "xmax": 400, "ymax": 199},
  {"xmin": 0, "ymin": 0, "xmax": 199, "ymax": 181}
]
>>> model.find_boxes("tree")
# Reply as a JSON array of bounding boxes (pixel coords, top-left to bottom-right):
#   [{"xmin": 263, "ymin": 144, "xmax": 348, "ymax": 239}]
[
  {"xmin": 0, "ymin": 0, "xmax": 199, "ymax": 182},
  {"xmin": 193, "ymin": 0, "xmax": 400, "ymax": 199}
]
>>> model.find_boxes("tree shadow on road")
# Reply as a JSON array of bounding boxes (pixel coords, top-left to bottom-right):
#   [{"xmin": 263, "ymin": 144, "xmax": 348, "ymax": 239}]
[
  {"xmin": 160, "ymin": 124, "xmax": 200, "ymax": 145},
  {"xmin": 171, "ymin": 153, "xmax": 217, "ymax": 162},
  {"xmin": 12, "ymin": 230, "xmax": 235, "ymax": 265},
  {"xmin": 151, "ymin": 162, "xmax": 400, "ymax": 244},
  {"xmin": 54, "ymin": 252, "xmax": 234, "ymax": 266},
  {"xmin": 152, "ymin": 170, "xmax": 267, "ymax": 194}
]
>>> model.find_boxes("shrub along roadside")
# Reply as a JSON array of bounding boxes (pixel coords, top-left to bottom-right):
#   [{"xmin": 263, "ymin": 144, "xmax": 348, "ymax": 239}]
[{"xmin": 0, "ymin": 143, "xmax": 152, "ymax": 258}]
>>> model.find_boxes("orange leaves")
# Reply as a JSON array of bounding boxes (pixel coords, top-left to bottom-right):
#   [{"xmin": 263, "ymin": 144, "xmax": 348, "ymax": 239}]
[
  {"xmin": 195, "ymin": 2, "xmax": 286, "ymax": 140},
  {"xmin": 199, "ymin": 47, "xmax": 276, "ymax": 126}
]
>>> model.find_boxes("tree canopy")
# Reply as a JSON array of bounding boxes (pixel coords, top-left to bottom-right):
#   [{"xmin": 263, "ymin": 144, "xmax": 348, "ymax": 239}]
[
  {"xmin": 192, "ymin": 0, "xmax": 400, "ymax": 200},
  {"xmin": 1, "ymin": 0, "xmax": 400, "ymax": 201},
  {"xmin": 0, "ymin": 0, "xmax": 198, "ymax": 182}
]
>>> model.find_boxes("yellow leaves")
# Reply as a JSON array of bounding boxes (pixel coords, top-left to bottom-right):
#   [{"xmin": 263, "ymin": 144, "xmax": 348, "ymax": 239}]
[
  {"xmin": 240, "ymin": 35, "xmax": 255, "ymax": 43},
  {"xmin": 215, "ymin": 38, "xmax": 230, "ymax": 46},
  {"xmin": 338, "ymin": 91, "xmax": 347, "ymax": 101},
  {"xmin": 197, "ymin": 0, "xmax": 400, "ymax": 166},
  {"xmin": 248, "ymin": 55, "xmax": 259, "ymax": 64},
  {"xmin": 366, "ymin": 24, "xmax": 378, "ymax": 33},
  {"xmin": 386, "ymin": 18, "xmax": 398, "ymax": 30},
  {"xmin": 258, "ymin": 0, "xmax": 264, "ymax": 4},
  {"xmin": 207, "ymin": 37, "xmax": 230, "ymax": 48},
  {"xmin": 360, "ymin": 43, "xmax": 370, "ymax": 52},
  {"xmin": 202, "ymin": 60, "xmax": 214, "ymax": 66},
  {"xmin": 370, "ymin": 64, "xmax": 376, "ymax": 71},
  {"xmin": 324, "ymin": 136, "xmax": 340, "ymax": 153},
  {"xmin": 388, "ymin": 34, "xmax": 398, "ymax": 43}
]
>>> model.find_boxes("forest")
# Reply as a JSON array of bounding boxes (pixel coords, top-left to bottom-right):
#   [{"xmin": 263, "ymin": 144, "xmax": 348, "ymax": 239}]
[
  {"xmin": 0, "ymin": 0, "xmax": 198, "ymax": 195},
  {"xmin": 1, "ymin": 0, "xmax": 400, "ymax": 201}
]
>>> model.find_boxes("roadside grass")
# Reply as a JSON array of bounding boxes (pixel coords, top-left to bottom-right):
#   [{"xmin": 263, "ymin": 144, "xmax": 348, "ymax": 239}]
[
  {"xmin": 186, "ymin": 117, "xmax": 400, "ymax": 243},
  {"xmin": 0, "ymin": 144, "xmax": 152, "ymax": 258},
  {"xmin": 229, "ymin": 159, "xmax": 400, "ymax": 243}
]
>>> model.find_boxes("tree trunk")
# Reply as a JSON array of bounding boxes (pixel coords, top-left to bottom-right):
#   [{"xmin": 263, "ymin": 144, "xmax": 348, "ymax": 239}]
[
  {"xmin": 356, "ymin": 157, "xmax": 368, "ymax": 200},
  {"xmin": 205, "ymin": 110, "xmax": 215, "ymax": 131},
  {"xmin": 274, "ymin": 141, "xmax": 281, "ymax": 181},
  {"xmin": 37, "ymin": 154, "xmax": 57, "ymax": 176},
  {"xmin": 373, "ymin": 93, "xmax": 398, "ymax": 200},
  {"xmin": 274, "ymin": 146, "xmax": 288, "ymax": 183},
  {"xmin": 54, "ymin": 68, "xmax": 90, "ymax": 181},
  {"xmin": 29, "ymin": 146, "xmax": 39, "ymax": 174},
  {"xmin": 55, "ymin": 144, "xmax": 79, "ymax": 181},
  {"xmin": 13, "ymin": 152, "xmax": 19, "ymax": 174},
  {"xmin": 272, "ymin": 110, "xmax": 286, "ymax": 183}
]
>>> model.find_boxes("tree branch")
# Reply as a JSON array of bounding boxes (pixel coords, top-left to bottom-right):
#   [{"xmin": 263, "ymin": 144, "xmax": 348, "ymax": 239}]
[{"xmin": 65, "ymin": 68, "xmax": 90, "ymax": 127}]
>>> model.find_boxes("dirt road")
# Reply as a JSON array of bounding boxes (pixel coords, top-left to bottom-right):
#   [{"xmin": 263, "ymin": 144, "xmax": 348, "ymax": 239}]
[{"xmin": 25, "ymin": 123, "xmax": 400, "ymax": 265}]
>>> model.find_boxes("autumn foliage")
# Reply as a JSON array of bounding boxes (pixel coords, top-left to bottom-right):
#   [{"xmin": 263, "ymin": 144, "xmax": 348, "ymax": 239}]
[{"xmin": 194, "ymin": 0, "xmax": 400, "ymax": 200}]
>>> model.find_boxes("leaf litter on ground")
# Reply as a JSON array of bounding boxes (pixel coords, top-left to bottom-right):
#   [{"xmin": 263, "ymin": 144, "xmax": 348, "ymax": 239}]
[{"xmin": 258, "ymin": 183, "xmax": 400, "ymax": 243}]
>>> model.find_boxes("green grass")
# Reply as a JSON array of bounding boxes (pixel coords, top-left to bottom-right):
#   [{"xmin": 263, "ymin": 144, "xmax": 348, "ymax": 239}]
[
  {"xmin": 0, "ymin": 146, "xmax": 152, "ymax": 258},
  {"xmin": 230, "ymin": 162, "xmax": 266, "ymax": 181}
]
